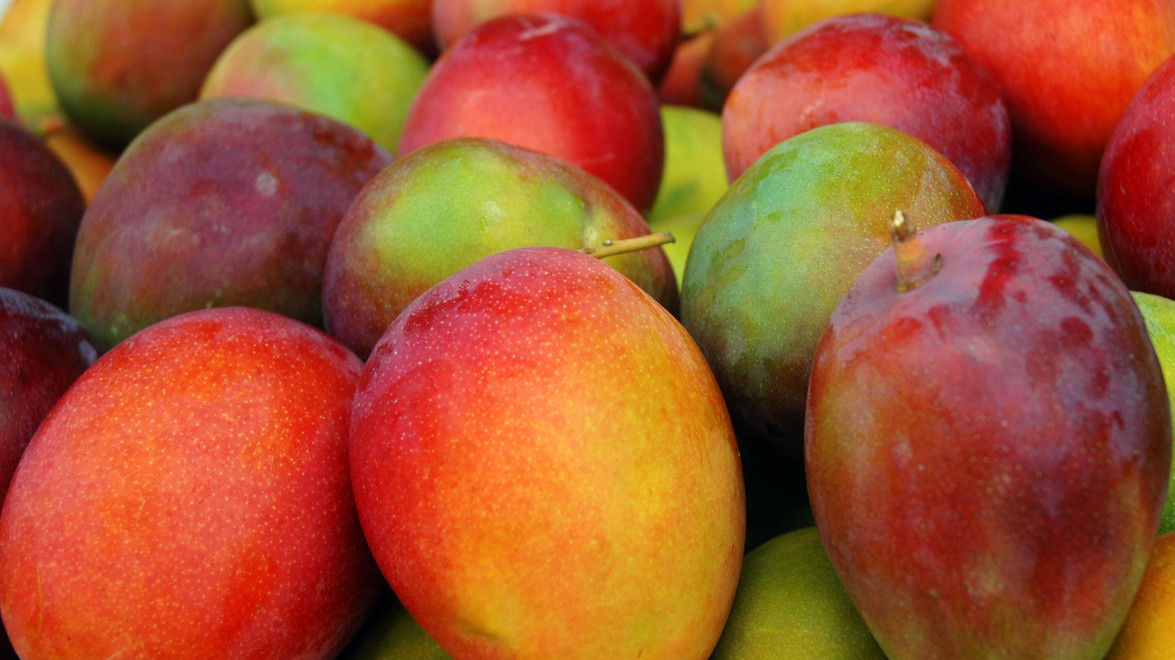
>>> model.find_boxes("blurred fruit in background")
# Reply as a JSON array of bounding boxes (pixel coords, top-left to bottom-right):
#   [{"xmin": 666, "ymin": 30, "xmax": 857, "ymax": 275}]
[
  {"xmin": 1131, "ymin": 290, "xmax": 1175, "ymax": 537},
  {"xmin": 647, "ymin": 104, "xmax": 729, "ymax": 285},
  {"xmin": 44, "ymin": 0, "xmax": 253, "ymax": 150},
  {"xmin": 398, "ymin": 13, "xmax": 666, "ymax": 213},
  {"xmin": 338, "ymin": 595, "xmax": 452, "ymax": 659},
  {"xmin": 699, "ymin": 5, "xmax": 768, "ymax": 109},
  {"xmin": 430, "ymin": 0, "xmax": 681, "ymax": 83},
  {"xmin": 722, "ymin": 13, "xmax": 1010, "ymax": 213},
  {"xmin": 250, "ymin": 0, "xmax": 436, "ymax": 56},
  {"xmin": 1106, "ymin": 531, "xmax": 1175, "ymax": 659},
  {"xmin": 658, "ymin": 0, "xmax": 762, "ymax": 110},
  {"xmin": 199, "ymin": 12, "xmax": 430, "ymax": 153},
  {"xmin": 0, "ymin": 0, "xmax": 60, "ymax": 131},
  {"xmin": 0, "ymin": 117, "xmax": 85, "ymax": 308},
  {"xmin": 1051, "ymin": 213, "xmax": 1103, "ymax": 260},
  {"xmin": 0, "ymin": 69, "xmax": 14, "ymax": 119},
  {"xmin": 932, "ymin": 0, "xmax": 1175, "ymax": 202},
  {"xmin": 761, "ymin": 0, "xmax": 937, "ymax": 44}
]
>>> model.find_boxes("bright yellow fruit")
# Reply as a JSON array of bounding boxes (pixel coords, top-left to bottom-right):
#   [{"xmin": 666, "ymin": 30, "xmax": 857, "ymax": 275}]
[
  {"xmin": 0, "ymin": 44, "xmax": 61, "ymax": 132},
  {"xmin": 0, "ymin": 0, "xmax": 53, "ymax": 49}
]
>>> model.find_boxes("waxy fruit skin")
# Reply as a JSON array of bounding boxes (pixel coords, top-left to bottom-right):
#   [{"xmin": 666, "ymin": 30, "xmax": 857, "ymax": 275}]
[{"xmin": 806, "ymin": 216, "xmax": 1171, "ymax": 659}]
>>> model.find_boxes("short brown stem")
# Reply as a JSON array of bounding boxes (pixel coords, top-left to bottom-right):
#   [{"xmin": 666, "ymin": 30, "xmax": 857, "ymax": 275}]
[{"xmin": 891, "ymin": 210, "xmax": 942, "ymax": 293}]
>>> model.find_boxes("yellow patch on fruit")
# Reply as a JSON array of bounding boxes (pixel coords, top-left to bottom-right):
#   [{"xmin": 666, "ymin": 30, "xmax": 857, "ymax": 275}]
[
  {"xmin": 0, "ymin": 44, "xmax": 62, "ymax": 132},
  {"xmin": 1051, "ymin": 213, "xmax": 1103, "ymax": 260},
  {"xmin": 761, "ymin": 0, "xmax": 938, "ymax": 44},
  {"xmin": 1105, "ymin": 531, "xmax": 1175, "ymax": 659}
]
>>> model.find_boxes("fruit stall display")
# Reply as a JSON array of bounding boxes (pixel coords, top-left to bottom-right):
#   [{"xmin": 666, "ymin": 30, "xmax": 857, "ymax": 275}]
[{"xmin": 2, "ymin": 0, "xmax": 1175, "ymax": 658}]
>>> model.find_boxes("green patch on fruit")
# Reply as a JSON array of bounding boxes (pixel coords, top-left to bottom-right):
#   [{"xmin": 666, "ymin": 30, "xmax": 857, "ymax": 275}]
[
  {"xmin": 1131, "ymin": 290, "xmax": 1175, "ymax": 536},
  {"xmin": 712, "ymin": 526, "xmax": 885, "ymax": 659},
  {"xmin": 648, "ymin": 104, "xmax": 728, "ymax": 224},
  {"xmin": 680, "ymin": 122, "xmax": 984, "ymax": 455}
]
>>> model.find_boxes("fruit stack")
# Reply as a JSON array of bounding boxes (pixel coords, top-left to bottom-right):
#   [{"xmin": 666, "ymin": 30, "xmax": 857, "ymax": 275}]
[{"xmin": 1, "ymin": 0, "xmax": 1174, "ymax": 658}]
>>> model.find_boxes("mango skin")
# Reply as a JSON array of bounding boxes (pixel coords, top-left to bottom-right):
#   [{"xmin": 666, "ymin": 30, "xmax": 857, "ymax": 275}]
[
  {"xmin": 250, "ymin": 0, "xmax": 435, "ymax": 54},
  {"xmin": 806, "ymin": 216, "xmax": 1169, "ymax": 659},
  {"xmin": 350, "ymin": 246, "xmax": 744, "ymax": 659},
  {"xmin": 68, "ymin": 98, "xmax": 392, "ymax": 350},
  {"xmin": 0, "ymin": 306, "xmax": 383, "ymax": 659},
  {"xmin": 711, "ymin": 526, "xmax": 886, "ymax": 659},
  {"xmin": 680, "ymin": 122, "xmax": 984, "ymax": 457},
  {"xmin": 397, "ymin": 13, "xmax": 666, "ymax": 214},
  {"xmin": 761, "ymin": 0, "xmax": 937, "ymax": 44},
  {"xmin": 1132, "ymin": 290, "xmax": 1175, "ymax": 537},
  {"xmin": 0, "ymin": 118, "xmax": 85, "ymax": 308},
  {"xmin": 323, "ymin": 137, "xmax": 677, "ymax": 359},
  {"xmin": 44, "ymin": 0, "xmax": 253, "ymax": 149},
  {"xmin": 200, "ymin": 13, "xmax": 430, "ymax": 153}
]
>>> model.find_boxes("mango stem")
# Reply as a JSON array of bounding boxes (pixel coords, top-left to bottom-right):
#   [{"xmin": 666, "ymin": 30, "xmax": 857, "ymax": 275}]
[
  {"xmin": 891, "ymin": 210, "xmax": 941, "ymax": 293},
  {"xmin": 583, "ymin": 232, "xmax": 675, "ymax": 259}
]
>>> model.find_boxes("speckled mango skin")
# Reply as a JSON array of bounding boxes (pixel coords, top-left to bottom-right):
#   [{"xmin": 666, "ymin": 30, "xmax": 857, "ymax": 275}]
[
  {"xmin": 68, "ymin": 97, "xmax": 392, "ymax": 351},
  {"xmin": 806, "ymin": 216, "xmax": 1171, "ymax": 659},
  {"xmin": 44, "ymin": 0, "xmax": 252, "ymax": 150},
  {"xmin": 200, "ymin": 13, "xmax": 430, "ymax": 154},
  {"xmin": 349, "ymin": 246, "xmax": 745, "ymax": 659},
  {"xmin": 323, "ymin": 136, "xmax": 677, "ymax": 360},
  {"xmin": 680, "ymin": 122, "xmax": 984, "ymax": 457},
  {"xmin": 0, "ymin": 307, "xmax": 382, "ymax": 659}
]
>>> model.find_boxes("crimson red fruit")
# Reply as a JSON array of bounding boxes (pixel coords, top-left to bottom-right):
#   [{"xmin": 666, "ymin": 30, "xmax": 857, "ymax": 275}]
[
  {"xmin": 0, "ymin": 118, "xmax": 85, "ymax": 309},
  {"xmin": 0, "ymin": 287, "xmax": 100, "ymax": 505},
  {"xmin": 1098, "ymin": 54, "xmax": 1175, "ymax": 298},
  {"xmin": 431, "ymin": 0, "xmax": 681, "ymax": 83},
  {"xmin": 806, "ymin": 213, "xmax": 1170, "ymax": 659},
  {"xmin": 722, "ymin": 13, "xmax": 1010, "ymax": 212},
  {"xmin": 397, "ymin": 13, "xmax": 665, "ymax": 213}
]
